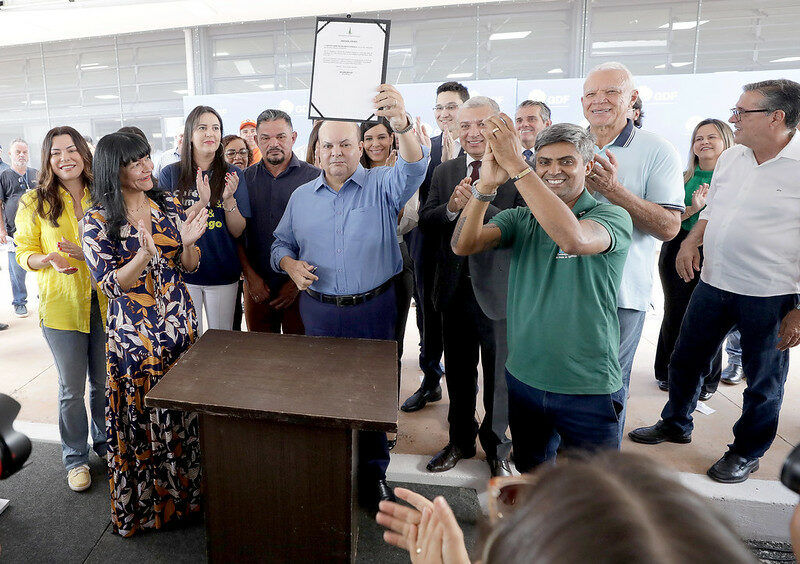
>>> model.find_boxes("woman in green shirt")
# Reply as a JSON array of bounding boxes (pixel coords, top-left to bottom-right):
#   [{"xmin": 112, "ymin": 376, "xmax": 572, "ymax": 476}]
[{"xmin": 655, "ymin": 119, "xmax": 734, "ymax": 400}]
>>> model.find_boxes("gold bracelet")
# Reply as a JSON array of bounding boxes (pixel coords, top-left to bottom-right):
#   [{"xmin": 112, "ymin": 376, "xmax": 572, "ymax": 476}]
[{"xmin": 511, "ymin": 167, "xmax": 533, "ymax": 182}]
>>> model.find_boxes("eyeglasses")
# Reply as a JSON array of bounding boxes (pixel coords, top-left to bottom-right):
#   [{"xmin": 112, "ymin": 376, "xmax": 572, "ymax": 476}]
[
  {"xmin": 433, "ymin": 103, "xmax": 461, "ymax": 112},
  {"xmin": 224, "ymin": 149, "xmax": 249, "ymax": 157},
  {"xmin": 487, "ymin": 474, "xmax": 537, "ymax": 525},
  {"xmin": 729, "ymin": 107, "xmax": 774, "ymax": 119}
]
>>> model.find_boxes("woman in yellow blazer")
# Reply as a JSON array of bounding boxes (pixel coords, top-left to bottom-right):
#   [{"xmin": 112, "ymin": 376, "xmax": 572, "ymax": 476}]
[{"xmin": 15, "ymin": 126, "xmax": 108, "ymax": 493}]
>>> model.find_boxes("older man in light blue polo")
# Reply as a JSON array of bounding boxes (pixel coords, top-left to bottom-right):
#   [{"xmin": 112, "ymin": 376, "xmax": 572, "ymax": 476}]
[{"xmin": 581, "ymin": 62, "xmax": 685, "ymax": 436}]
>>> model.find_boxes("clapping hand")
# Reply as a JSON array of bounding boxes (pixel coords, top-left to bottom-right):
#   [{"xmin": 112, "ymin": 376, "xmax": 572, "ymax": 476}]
[
  {"xmin": 223, "ymin": 171, "xmax": 240, "ymax": 201},
  {"xmin": 441, "ymin": 128, "xmax": 457, "ymax": 162},
  {"xmin": 415, "ymin": 117, "xmax": 432, "ymax": 149},
  {"xmin": 479, "ymin": 140, "xmax": 509, "ymax": 193},
  {"xmin": 690, "ymin": 183, "xmax": 710, "ymax": 211},
  {"xmin": 585, "ymin": 150, "xmax": 622, "ymax": 198},
  {"xmin": 386, "ymin": 149, "xmax": 398, "ymax": 167},
  {"xmin": 136, "ymin": 220, "xmax": 158, "ymax": 259},
  {"xmin": 482, "ymin": 113, "xmax": 526, "ymax": 174},
  {"xmin": 377, "ymin": 487, "xmax": 470, "ymax": 564},
  {"xmin": 180, "ymin": 208, "xmax": 209, "ymax": 247},
  {"xmin": 43, "ymin": 251, "xmax": 77, "ymax": 275},
  {"xmin": 446, "ymin": 176, "xmax": 473, "ymax": 214},
  {"xmin": 57, "ymin": 236, "xmax": 85, "ymax": 261},
  {"xmin": 195, "ymin": 167, "xmax": 211, "ymax": 207}
]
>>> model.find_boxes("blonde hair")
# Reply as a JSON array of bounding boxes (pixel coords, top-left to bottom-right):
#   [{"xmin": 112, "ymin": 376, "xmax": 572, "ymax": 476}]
[{"xmin": 683, "ymin": 119, "xmax": 734, "ymax": 184}]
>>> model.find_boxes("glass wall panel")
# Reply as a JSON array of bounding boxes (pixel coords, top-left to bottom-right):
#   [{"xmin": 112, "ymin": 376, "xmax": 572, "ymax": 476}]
[
  {"xmin": 585, "ymin": 0, "xmax": 700, "ymax": 75},
  {"xmin": 3, "ymin": 0, "xmax": 800, "ymax": 167},
  {"xmin": 696, "ymin": 0, "xmax": 800, "ymax": 73}
]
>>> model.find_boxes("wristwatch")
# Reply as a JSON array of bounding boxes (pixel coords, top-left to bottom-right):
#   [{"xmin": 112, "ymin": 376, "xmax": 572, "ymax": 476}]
[
  {"xmin": 471, "ymin": 181, "xmax": 497, "ymax": 202},
  {"xmin": 392, "ymin": 114, "xmax": 414, "ymax": 134}
]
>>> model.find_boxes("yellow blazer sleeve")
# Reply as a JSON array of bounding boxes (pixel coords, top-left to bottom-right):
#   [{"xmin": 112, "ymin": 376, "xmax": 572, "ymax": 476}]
[{"xmin": 13, "ymin": 192, "xmax": 43, "ymax": 273}]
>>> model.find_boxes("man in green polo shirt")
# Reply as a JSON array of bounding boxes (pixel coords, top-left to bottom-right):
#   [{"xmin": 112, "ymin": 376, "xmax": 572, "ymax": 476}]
[{"xmin": 451, "ymin": 118, "xmax": 632, "ymax": 471}]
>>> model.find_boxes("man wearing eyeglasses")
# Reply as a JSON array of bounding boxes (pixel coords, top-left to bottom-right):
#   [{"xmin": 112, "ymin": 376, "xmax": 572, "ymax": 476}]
[
  {"xmin": 402, "ymin": 81, "xmax": 470, "ymax": 413},
  {"xmin": 630, "ymin": 79, "xmax": 800, "ymax": 484},
  {"xmin": 239, "ymin": 109, "xmax": 319, "ymax": 333}
]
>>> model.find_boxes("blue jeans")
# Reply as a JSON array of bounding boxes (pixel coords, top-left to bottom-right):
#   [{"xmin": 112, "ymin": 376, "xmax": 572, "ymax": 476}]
[
  {"xmin": 299, "ymin": 286, "xmax": 397, "ymax": 482},
  {"xmin": 8, "ymin": 249, "xmax": 27, "ymax": 306},
  {"xmin": 506, "ymin": 369, "xmax": 623, "ymax": 473},
  {"xmin": 41, "ymin": 292, "xmax": 107, "ymax": 470},
  {"xmin": 726, "ymin": 330, "xmax": 743, "ymax": 366},
  {"xmin": 617, "ymin": 307, "xmax": 646, "ymax": 441},
  {"xmin": 661, "ymin": 281, "xmax": 796, "ymax": 459}
]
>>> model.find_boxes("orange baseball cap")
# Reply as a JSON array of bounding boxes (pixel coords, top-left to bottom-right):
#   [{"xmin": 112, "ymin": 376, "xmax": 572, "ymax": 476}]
[{"xmin": 240, "ymin": 120, "xmax": 256, "ymax": 130}]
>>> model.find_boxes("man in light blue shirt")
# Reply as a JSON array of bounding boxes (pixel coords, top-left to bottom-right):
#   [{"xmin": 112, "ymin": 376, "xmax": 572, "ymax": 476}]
[
  {"xmin": 581, "ymin": 62, "xmax": 685, "ymax": 436},
  {"xmin": 270, "ymin": 84, "xmax": 429, "ymax": 509}
]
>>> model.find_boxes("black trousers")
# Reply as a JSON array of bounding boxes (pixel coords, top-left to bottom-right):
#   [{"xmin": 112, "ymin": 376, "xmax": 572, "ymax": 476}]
[
  {"xmin": 654, "ymin": 229, "xmax": 721, "ymax": 395},
  {"xmin": 441, "ymin": 273, "xmax": 506, "ymax": 458},
  {"xmin": 407, "ymin": 229, "xmax": 444, "ymax": 387},
  {"xmin": 394, "ymin": 241, "xmax": 415, "ymax": 365}
]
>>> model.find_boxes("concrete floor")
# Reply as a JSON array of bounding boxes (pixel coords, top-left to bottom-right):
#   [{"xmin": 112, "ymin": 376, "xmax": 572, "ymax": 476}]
[{"xmin": 1, "ymin": 254, "xmax": 798, "ymax": 483}]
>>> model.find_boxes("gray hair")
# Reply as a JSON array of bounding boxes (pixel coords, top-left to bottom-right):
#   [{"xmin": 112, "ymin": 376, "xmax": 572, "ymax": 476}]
[
  {"xmin": 517, "ymin": 100, "xmax": 552, "ymax": 122},
  {"xmin": 256, "ymin": 109, "xmax": 293, "ymax": 130},
  {"xmin": 534, "ymin": 123, "xmax": 596, "ymax": 164},
  {"xmin": 743, "ymin": 79, "xmax": 800, "ymax": 130},
  {"xmin": 461, "ymin": 95, "xmax": 500, "ymax": 114},
  {"xmin": 9, "ymin": 138, "xmax": 28, "ymax": 148},
  {"xmin": 587, "ymin": 62, "xmax": 635, "ymax": 92}
]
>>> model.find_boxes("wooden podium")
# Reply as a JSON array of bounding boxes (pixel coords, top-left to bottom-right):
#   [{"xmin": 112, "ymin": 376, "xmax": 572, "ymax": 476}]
[{"xmin": 145, "ymin": 330, "xmax": 398, "ymax": 563}]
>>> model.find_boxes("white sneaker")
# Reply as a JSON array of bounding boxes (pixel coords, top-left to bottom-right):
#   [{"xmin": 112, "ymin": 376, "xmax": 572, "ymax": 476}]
[{"xmin": 67, "ymin": 464, "xmax": 91, "ymax": 492}]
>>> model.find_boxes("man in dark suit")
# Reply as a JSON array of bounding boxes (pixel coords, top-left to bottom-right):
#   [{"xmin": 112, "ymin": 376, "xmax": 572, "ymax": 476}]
[
  {"xmin": 402, "ymin": 81, "xmax": 470, "ymax": 412},
  {"xmin": 420, "ymin": 96, "xmax": 523, "ymax": 476}
]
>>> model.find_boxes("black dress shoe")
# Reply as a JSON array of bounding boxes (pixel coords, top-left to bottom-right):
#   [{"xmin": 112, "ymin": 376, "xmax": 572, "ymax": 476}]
[
  {"xmin": 657, "ymin": 380, "xmax": 669, "ymax": 392},
  {"xmin": 400, "ymin": 385, "xmax": 443, "ymax": 413},
  {"xmin": 487, "ymin": 457, "xmax": 512, "ymax": 477},
  {"xmin": 628, "ymin": 421, "xmax": 692, "ymax": 445},
  {"xmin": 377, "ymin": 480, "xmax": 397, "ymax": 503},
  {"xmin": 699, "ymin": 390, "xmax": 714, "ymax": 401},
  {"xmin": 707, "ymin": 451, "xmax": 759, "ymax": 483},
  {"xmin": 721, "ymin": 364, "xmax": 745, "ymax": 385},
  {"xmin": 426, "ymin": 443, "xmax": 475, "ymax": 472}
]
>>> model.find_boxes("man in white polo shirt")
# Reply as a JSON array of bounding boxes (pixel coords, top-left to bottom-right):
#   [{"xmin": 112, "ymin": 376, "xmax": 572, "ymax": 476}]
[
  {"xmin": 580, "ymin": 62, "xmax": 685, "ymax": 433},
  {"xmin": 630, "ymin": 79, "xmax": 800, "ymax": 483}
]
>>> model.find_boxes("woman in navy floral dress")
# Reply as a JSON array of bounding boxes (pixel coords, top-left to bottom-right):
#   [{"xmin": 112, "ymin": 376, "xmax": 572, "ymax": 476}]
[{"xmin": 83, "ymin": 132, "xmax": 209, "ymax": 537}]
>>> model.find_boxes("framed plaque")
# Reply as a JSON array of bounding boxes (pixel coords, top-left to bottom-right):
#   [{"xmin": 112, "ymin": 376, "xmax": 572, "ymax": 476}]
[{"xmin": 309, "ymin": 17, "xmax": 391, "ymax": 122}]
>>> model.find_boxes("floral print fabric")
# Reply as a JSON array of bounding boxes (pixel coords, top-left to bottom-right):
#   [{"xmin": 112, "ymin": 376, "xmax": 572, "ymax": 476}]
[{"xmin": 83, "ymin": 196, "xmax": 202, "ymax": 537}]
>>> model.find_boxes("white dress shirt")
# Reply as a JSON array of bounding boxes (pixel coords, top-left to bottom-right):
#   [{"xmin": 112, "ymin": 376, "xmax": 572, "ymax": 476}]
[{"xmin": 700, "ymin": 132, "xmax": 800, "ymax": 297}]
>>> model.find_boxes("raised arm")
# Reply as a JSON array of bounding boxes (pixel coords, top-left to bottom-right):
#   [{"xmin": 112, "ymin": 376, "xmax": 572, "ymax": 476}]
[
  {"xmin": 374, "ymin": 84, "xmax": 423, "ymax": 164},
  {"xmin": 483, "ymin": 114, "xmax": 613, "ymax": 256}
]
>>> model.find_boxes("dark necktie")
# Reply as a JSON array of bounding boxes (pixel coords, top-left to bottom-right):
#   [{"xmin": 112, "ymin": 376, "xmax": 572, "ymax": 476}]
[
  {"xmin": 470, "ymin": 160, "xmax": 482, "ymax": 183},
  {"xmin": 523, "ymin": 149, "xmax": 533, "ymax": 161}
]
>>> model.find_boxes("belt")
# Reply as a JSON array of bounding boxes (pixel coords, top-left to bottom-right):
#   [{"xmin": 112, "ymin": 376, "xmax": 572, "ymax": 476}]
[{"xmin": 305, "ymin": 278, "xmax": 393, "ymax": 307}]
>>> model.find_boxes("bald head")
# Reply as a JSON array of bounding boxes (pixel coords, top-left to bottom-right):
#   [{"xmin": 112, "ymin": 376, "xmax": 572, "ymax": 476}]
[{"xmin": 318, "ymin": 120, "xmax": 364, "ymax": 184}]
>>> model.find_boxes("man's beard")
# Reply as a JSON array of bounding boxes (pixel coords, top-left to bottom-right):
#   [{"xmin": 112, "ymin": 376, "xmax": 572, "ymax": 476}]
[{"xmin": 265, "ymin": 150, "xmax": 286, "ymax": 165}]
